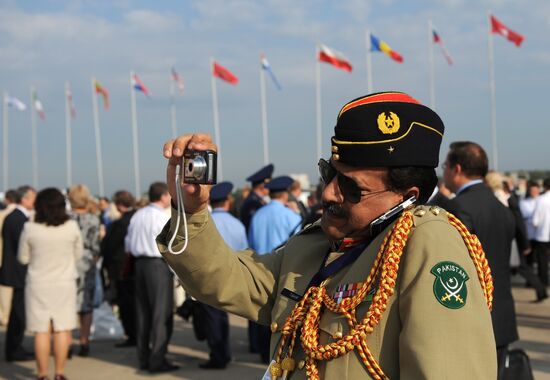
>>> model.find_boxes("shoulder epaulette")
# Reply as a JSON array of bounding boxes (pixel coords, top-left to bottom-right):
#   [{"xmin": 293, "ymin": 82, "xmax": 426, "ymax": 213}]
[{"xmin": 297, "ymin": 219, "xmax": 322, "ymax": 236}]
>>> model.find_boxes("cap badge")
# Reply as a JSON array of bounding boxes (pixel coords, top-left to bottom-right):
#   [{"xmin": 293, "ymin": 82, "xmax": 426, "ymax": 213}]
[{"xmin": 377, "ymin": 111, "xmax": 400, "ymax": 135}]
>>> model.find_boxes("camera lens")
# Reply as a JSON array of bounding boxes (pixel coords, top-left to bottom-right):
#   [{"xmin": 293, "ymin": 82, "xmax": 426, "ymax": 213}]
[{"xmin": 189, "ymin": 156, "xmax": 206, "ymax": 180}]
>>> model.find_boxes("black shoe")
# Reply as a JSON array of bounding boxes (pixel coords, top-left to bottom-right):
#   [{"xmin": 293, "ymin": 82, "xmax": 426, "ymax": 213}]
[
  {"xmin": 535, "ymin": 291, "xmax": 548, "ymax": 303},
  {"xmin": 148, "ymin": 362, "xmax": 180, "ymax": 373},
  {"xmin": 115, "ymin": 339, "xmax": 136, "ymax": 348},
  {"xmin": 77, "ymin": 344, "xmax": 89, "ymax": 357},
  {"xmin": 199, "ymin": 360, "xmax": 227, "ymax": 370},
  {"xmin": 6, "ymin": 350, "xmax": 34, "ymax": 362}
]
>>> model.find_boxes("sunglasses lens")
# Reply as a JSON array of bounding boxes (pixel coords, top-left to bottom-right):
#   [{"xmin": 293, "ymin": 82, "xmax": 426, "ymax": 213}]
[{"xmin": 337, "ymin": 174, "xmax": 361, "ymax": 203}]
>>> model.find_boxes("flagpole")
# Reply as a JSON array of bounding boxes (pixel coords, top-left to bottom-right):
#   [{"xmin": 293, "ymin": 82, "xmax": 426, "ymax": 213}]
[
  {"xmin": 2, "ymin": 92, "xmax": 8, "ymax": 190},
  {"xmin": 170, "ymin": 81, "xmax": 177, "ymax": 138},
  {"xmin": 487, "ymin": 11, "xmax": 498, "ymax": 170},
  {"xmin": 429, "ymin": 20, "xmax": 436, "ymax": 110},
  {"xmin": 65, "ymin": 82, "xmax": 72, "ymax": 188},
  {"xmin": 366, "ymin": 29, "xmax": 373, "ymax": 93},
  {"xmin": 259, "ymin": 63, "xmax": 269, "ymax": 165},
  {"xmin": 315, "ymin": 45, "xmax": 322, "ymax": 160},
  {"xmin": 210, "ymin": 59, "xmax": 223, "ymax": 181},
  {"xmin": 91, "ymin": 77, "xmax": 105, "ymax": 196},
  {"xmin": 30, "ymin": 86, "xmax": 38, "ymax": 188},
  {"xmin": 130, "ymin": 70, "xmax": 141, "ymax": 197}
]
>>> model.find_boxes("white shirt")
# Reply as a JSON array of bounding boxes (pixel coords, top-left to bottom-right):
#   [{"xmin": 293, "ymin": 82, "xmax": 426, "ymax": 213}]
[
  {"xmin": 16, "ymin": 205, "xmax": 32, "ymax": 219},
  {"xmin": 125, "ymin": 203, "xmax": 170, "ymax": 258},
  {"xmin": 532, "ymin": 191, "xmax": 550, "ymax": 242},
  {"xmin": 519, "ymin": 197, "xmax": 538, "ymax": 240}
]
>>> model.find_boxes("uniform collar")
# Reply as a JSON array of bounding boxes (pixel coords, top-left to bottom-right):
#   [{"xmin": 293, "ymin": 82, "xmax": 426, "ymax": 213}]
[{"xmin": 332, "ymin": 236, "xmax": 369, "ymax": 252}]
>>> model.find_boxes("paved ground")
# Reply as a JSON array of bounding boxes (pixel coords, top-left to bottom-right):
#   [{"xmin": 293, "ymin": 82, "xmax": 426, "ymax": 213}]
[{"xmin": 1, "ymin": 275, "xmax": 549, "ymax": 379}]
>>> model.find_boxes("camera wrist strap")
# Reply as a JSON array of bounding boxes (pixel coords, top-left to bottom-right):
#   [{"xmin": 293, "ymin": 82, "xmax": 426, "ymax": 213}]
[{"xmin": 167, "ymin": 164, "xmax": 188, "ymax": 255}]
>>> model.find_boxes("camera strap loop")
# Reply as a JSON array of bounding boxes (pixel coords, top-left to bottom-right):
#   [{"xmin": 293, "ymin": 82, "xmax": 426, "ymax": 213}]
[{"xmin": 167, "ymin": 164, "xmax": 188, "ymax": 255}]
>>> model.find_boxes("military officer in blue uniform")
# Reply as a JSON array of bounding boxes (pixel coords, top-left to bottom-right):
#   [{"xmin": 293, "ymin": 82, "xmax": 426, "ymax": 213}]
[
  {"xmin": 248, "ymin": 176, "xmax": 302, "ymax": 254},
  {"xmin": 239, "ymin": 164, "xmax": 274, "ymax": 232},
  {"xmin": 247, "ymin": 175, "xmax": 302, "ymax": 363},
  {"xmin": 196, "ymin": 182, "xmax": 248, "ymax": 369},
  {"xmin": 238, "ymin": 164, "xmax": 274, "ymax": 354}
]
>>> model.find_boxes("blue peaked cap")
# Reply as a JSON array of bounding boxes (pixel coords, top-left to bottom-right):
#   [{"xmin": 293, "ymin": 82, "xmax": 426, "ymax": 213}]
[
  {"xmin": 210, "ymin": 181, "xmax": 233, "ymax": 202},
  {"xmin": 265, "ymin": 176, "xmax": 293, "ymax": 192},
  {"xmin": 246, "ymin": 164, "xmax": 274, "ymax": 185}
]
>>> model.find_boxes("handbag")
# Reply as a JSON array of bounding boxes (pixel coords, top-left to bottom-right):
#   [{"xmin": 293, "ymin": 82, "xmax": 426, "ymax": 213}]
[{"xmin": 503, "ymin": 348, "xmax": 534, "ymax": 380}]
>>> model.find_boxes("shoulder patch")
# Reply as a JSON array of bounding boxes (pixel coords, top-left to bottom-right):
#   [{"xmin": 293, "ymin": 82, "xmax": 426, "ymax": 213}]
[{"xmin": 430, "ymin": 261, "xmax": 469, "ymax": 309}]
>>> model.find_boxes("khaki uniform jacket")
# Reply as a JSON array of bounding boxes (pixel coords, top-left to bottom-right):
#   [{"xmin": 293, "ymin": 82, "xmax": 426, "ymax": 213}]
[{"xmin": 157, "ymin": 205, "xmax": 496, "ymax": 379}]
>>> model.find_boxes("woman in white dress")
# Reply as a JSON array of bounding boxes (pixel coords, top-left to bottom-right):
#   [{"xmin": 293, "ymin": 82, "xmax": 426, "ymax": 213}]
[{"xmin": 18, "ymin": 188, "xmax": 83, "ymax": 380}]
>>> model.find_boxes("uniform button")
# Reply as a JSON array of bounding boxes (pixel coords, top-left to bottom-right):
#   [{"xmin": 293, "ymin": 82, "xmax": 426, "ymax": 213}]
[
  {"xmin": 298, "ymin": 360, "xmax": 306, "ymax": 370},
  {"xmin": 429, "ymin": 206, "xmax": 440, "ymax": 216},
  {"xmin": 270, "ymin": 322, "xmax": 278, "ymax": 333},
  {"xmin": 414, "ymin": 209, "xmax": 426, "ymax": 217},
  {"xmin": 332, "ymin": 331, "xmax": 343, "ymax": 340},
  {"xmin": 332, "ymin": 145, "xmax": 339, "ymax": 153},
  {"xmin": 332, "ymin": 153, "xmax": 340, "ymax": 161}
]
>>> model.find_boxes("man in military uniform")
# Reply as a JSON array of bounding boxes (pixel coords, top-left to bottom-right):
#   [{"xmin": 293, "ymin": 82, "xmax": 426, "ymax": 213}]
[
  {"xmin": 196, "ymin": 181, "xmax": 248, "ymax": 369},
  {"xmin": 158, "ymin": 92, "xmax": 496, "ymax": 378},
  {"xmin": 239, "ymin": 163, "xmax": 273, "ymax": 353},
  {"xmin": 248, "ymin": 175, "xmax": 302, "ymax": 363},
  {"xmin": 240, "ymin": 164, "xmax": 274, "ymax": 232}
]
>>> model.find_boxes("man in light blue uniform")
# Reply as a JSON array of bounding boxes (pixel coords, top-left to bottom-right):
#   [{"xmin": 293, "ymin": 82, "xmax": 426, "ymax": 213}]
[
  {"xmin": 247, "ymin": 175, "xmax": 302, "ymax": 363},
  {"xmin": 211, "ymin": 183, "xmax": 248, "ymax": 253},
  {"xmin": 248, "ymin": 176, "xmax": 302, "ymax": 255},
  {"xmin": 196, "ymin": 182, "xmax": 248, "ymax": 370}
]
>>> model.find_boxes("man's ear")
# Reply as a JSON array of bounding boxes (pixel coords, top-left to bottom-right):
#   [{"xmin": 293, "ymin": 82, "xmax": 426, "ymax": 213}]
[
  {"xmin": 453, "ymin": 163, "xmax": 463, "ymax": 176},
  {"xmin": 404, "ymin": 186, "xmax": 420, "ymax": 202}
]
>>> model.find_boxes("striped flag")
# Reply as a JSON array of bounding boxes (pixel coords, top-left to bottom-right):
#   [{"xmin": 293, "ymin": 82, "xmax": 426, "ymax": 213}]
[
  {"xmin": 32, "ymin": 89, "xmax": 45, "ymax": 120},
  {"xmin": 94, "ymin": 80, "xmax": 110, "ymax": 110},
  {"xmin": 132, "ymin": 73, "xmax": 151, "ymax": 96},
  {"xmin": 260, "ymin": 53, "xmax": 282, "ymax": 90},
  {"xmin": 318, "ymin": 44, "xmax": 353, "ymax": 72},
  {"xmin": 432, "ymin": 28, "xmax": 453, "ymax": 65},
  {"xmin": 370, "ymin": 33, "xmax": 404, "ymax": 63},
  {"xmin": 5, "ymin": 96, "xmax": 26, "ymax": 111},
  {"xmin": 171, "ymin": 67, "xmax": 185, "ymax": 94}
]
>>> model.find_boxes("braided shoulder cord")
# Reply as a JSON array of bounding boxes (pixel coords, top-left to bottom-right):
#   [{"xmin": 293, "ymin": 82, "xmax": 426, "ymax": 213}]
[{"xmin": 272, "ymin": 210, "xmax": 493, "ymax": 380}]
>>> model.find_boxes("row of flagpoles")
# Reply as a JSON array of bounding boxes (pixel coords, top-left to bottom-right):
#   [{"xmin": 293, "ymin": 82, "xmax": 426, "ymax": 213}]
[{"xmin": 2, "ymin": 14, "xmax": 523, "ymax": 195}]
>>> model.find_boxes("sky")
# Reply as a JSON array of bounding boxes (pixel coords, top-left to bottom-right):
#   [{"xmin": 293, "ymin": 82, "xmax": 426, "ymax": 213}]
[{"xmin": 1, "ymin": 0, "xmax": 549, "ymax": 196}]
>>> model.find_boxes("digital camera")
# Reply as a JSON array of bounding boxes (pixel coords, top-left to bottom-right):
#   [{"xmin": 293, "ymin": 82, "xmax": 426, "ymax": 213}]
[{"xmin": 183, "ymin": 150, "xmax": 217, "ymax": 185}]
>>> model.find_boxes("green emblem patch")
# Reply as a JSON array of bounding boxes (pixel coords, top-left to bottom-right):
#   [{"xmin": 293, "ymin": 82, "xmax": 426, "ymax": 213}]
[{"xmin": 430, "ymin": 261, "xmax": 469, "ymax": 309}]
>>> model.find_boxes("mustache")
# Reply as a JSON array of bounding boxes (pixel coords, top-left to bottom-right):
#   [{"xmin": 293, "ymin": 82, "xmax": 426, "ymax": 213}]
[{"xmin": 322, "ymin": 201, "xmax": 347, "ymax": 218}]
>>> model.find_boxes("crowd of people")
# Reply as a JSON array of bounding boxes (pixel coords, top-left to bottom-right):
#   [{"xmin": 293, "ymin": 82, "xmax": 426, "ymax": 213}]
[
  {"xmin": 0, "ymin": 172, "xmax": 322, "ymax": 378},
  {"xmin": 0, "ymin": 92, "xmax": 548, "ymax": 379}
]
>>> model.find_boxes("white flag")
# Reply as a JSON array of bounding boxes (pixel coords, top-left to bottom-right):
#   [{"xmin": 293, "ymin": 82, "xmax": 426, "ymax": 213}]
[{"xmin": 6, "ymin": 96, "xmax": 27, "ymax": 111}]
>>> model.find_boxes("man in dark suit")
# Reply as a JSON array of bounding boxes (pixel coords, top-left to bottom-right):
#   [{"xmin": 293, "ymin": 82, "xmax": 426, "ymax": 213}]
[
  {"xmin": 0, "ymin": 185, "xmax": 36, "ymax": 361},
  {"xmin": 101, "ymin": 190, "xmax": 137, "ymax": 347},
  {"xmin": 443, "ymin": 142, "xmax": 517, "ymax": 379}
]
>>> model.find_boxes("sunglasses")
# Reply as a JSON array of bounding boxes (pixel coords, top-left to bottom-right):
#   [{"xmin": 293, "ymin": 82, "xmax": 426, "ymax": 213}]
[{"xmin": 318, "ymin": 158, "xmax": 389, "ymax": 204}]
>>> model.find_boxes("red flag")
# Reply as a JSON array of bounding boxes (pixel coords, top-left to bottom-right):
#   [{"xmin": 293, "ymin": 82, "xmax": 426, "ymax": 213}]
[
  {"xmin": 490, "ymin": 15, "xmax": 524, "ymax": 47},
  {"xmin": 212, "ymin": 62, "xmax": 239, "ymax": 85},
  {"xmin": 318, "ymin": 44, "xmax": 353, "ymax": 72}
]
